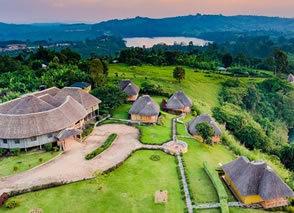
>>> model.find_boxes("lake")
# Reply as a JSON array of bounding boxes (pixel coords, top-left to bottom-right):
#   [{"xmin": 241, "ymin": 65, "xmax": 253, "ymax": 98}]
[{"xmin": 124, "ymin": 37, "xmax": 210, "ymax": 48}]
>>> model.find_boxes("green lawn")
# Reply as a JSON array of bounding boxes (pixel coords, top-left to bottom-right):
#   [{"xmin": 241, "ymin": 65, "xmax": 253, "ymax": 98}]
[
  {"xmin": 111, "ymin": 104, "xmax": 132, "ymax": 119},
  {"xmin": 139, "ymin": 112, "xmax": 175, "ymax": 144},
  {"xmin": 0, "ymin": 151, "xmax": 60, "ymax": 177},
  {"xmin": 198, "ymin": 208, "xmax": 269, "ymax": 213},
  {"xmin": 0, "ymin": 151, "xmax": 184, "ymax": 213},
  {"xmin": 180, "ymin": 138, "xmax": 235, "ymax": 204}
]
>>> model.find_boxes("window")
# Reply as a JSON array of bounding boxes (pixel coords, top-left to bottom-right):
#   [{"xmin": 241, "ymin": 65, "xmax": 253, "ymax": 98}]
[
  {"xmin": 14, "ymin": 140, "xmax": 20, "ymax": 144},
  {"xmin": 48, "ymin": 133, "xmax": 53, "ymax": 138},
  {"xmin": 3, "ymin": 139, "xmax": 7, "ymax": 144},
  {"xmin": 30, "ymin": 136, "xmax": 37, "ymax": 141}
]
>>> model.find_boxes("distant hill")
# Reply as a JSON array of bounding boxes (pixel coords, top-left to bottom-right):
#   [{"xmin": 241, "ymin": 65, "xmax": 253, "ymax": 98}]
[{"xmin": 1, "ymin": 14, "xmax": 294, "ymax": 41}]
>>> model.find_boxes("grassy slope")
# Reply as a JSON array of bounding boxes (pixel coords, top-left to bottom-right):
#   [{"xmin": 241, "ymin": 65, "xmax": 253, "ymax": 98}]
[
  {"xmin": 109, "ymin": 64, "xmax": 223, "ymax": 113},
  {"xmin": 0, "ymin": 151, "xmax": 60, "ymax": 177},
  {"xmin": 0, "ymin": 151, "xmax": 184, "ymax": 213},
  {"xmin": 180, "ymin": 138, "xmax": 235, "ymax": 203}
]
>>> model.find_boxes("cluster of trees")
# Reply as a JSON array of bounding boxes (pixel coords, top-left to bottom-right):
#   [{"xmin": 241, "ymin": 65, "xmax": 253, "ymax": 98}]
[
  {"xmin": 0, "ymin": 46, "xmax": 108, "ymax": 103},
  {"xmin": 117, "ymin": 43, "xmax": 294, "ymax": 75},
  {"xmin": 218, "ymin": 78, "xmax": 294, "ymax": 171}
]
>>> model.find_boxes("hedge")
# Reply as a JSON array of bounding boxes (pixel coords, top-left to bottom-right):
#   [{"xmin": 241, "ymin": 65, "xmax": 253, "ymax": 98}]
[
  {"xmin": 203, "ymin": 162, "xmax": 229, "ymax": 213},
  {"xmin": 85, "ymin": 133, "xmax": 117, "ymax": 160}
]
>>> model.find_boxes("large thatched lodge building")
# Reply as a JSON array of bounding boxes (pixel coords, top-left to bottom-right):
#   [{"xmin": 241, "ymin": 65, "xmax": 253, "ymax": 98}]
[
  {"xmin": 129, "ymin": 95, "xmax": 160, "ymax": 123},
  {"xmin": 222, "ymin": 157, "xmax": 294, "ymax": 208},
  {"xmin": 0, "ymin": 87, "xmax": 101, "ymax": 150},
  {"xmin": 188, "ymin": 114, "xmax": 222, "ymax": 143}
]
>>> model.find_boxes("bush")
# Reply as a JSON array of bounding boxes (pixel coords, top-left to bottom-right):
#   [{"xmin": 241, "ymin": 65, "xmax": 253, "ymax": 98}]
[
  {"xmin": 85, "ymin": 134, "xmax": 117, "ymax": 160},
  {"xmin": 5, "ymin": 199, "xmax": 21, "ymax": 209},
  {"xmin": 43, "ymin": 143, "xmax": 53, "ymax": 152},
  {"xmin": 53, "ymin": 146, "xmax": 59, "ymax": 152},
  {"xmin": 10, "ymin": 148, "xmax": 20, "ymax": 156},
  {"xmin": 82, "ymin": 123, "xmax": 94, "ymax": 138},
  {"xmin": 0, "ymin": 148, "xmax": 7, "ymax": 157},
  {"xmin": 149, "ymin": 155, "xmax": 160, "ymax": 161},
  {"xmin": 203, "ymin": 162, "xmax": 228, "ymax": 200}
]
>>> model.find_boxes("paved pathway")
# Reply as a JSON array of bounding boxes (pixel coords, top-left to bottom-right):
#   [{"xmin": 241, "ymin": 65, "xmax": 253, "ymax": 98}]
[
  {"xmin": 0, "ymin": 124, "xmax": 161, "ymax": 195},
  {"xmin": 193, "ymin": 202, "xmax": 243, "ymax": 209},
  {"xmin": 177, "ymin": 154, "xmax": 193, "ymax": 213}
]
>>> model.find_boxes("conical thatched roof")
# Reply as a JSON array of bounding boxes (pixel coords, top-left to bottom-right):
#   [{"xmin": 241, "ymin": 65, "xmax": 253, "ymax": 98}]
[
  {"xmin": 7, "ymin": 95, "xmax": 54, "ymax": 115},
  {"xmin": 0, "ymin": 96, "xmax": 87, "ymax": 139},
  {"xmin": 39, "ymin": 94, "xmax": 60, "ymax": 107},
  {"xmin": 288, "ymin": 74, "xmax": 294, "ymax": 83},
  {"xmin": 30, "ymin": 87, "xmax": 61, "ymax": 98},
  {"xmin": 54, "ymin": 87, "xmax": 101, "ymax": 110},
  {"xmin": 120, "ymin": 80, "xmax": 140, "ymax": 96},
  {"xmin": 166, "ymin": 91, "xmax": 192, "ymax": 109},
  {"xmin": 56, "ymin": 128, "xmax": 82, "ymax": 140},
  {"xmin": 129, "ymin": 95, "xmax": 160, "ymax": 116},
  {"xmin": 222, "ymin": 157, "xmax": 294, "ymax": 201},
  {"xmin": 188, "ymin": 114, "xmax": 222, "ymax": 136}
]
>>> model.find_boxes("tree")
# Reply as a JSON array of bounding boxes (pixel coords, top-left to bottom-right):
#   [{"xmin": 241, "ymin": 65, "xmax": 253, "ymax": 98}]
[
  {"xmin": 222, "ymin": 53, "xmax": 233, "ymax": 68},
  {"xmin": 173, "ymin": 66, "xmax": 185, "ymax": 82},
  {"xmin": 89, "ymin": 59, "xmax": 106, "ymax": 87},
  {"xmin": 273, "ymin": 48, "xmax": 288, "ymax": 76},
  {"xmin": 195, "ymin": 122, "xmax": 215, "ymax": 145}
]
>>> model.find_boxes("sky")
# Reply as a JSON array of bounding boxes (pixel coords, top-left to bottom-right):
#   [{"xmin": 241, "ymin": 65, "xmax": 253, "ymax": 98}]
[{"xmin": 1, "ymin": 0, "xmax": 294, "ymax": 24}]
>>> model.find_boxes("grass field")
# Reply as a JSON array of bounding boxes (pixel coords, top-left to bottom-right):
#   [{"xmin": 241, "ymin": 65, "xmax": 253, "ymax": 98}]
[
  {"xmin": 0, "ymin": 151, "xmax": 60, "ymax": 177},
  {"xmin": 111, "ymin": 104, "xmax": 132, "ymax": 119},
  {"xmin": 0, "ymin": 150, "xmax": 184, "ymax": 213},
  {"xmin": 180, "ymin": 138, "xmax": 236, "ymax": 203}
]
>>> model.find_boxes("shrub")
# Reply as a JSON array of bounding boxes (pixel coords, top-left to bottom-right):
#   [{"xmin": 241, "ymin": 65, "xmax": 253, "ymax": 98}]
[
  {"xmin": 203, "ymin": 162, "xmax": 228, "ymax": 200},
  {"xmin": 13, "ymin": 166, "xmax": 18, "ymax": 172},
  {"xmin": 0, "ymin": 148, "xmax": 7, "ymax": 157},
  {"xmin": 39, "ymin": 158, "xmax": 43, "ymax": 163},
  {"xmin": 82, "ymin": 123, "xmax": 95, "ymax": 138},
  {"xmin": 85, "ymin": 134, "xmax": 117, "ymax": 160},
  {"xmin": 53, "ymin": 146, "xmax": 59, "ymax": 152},
  {"xmin": 10, "ymin": 148, "xmax": 20, "ymax": 156},
  {"xmin": 5, "ymin": 199, "xmax": 21, "ymax": 209},
  {"xmin": 43, "ymin": 143, "xmax": 53, "ymax": 152},
  {"xmin": 149, "ymin": 155, "xmax": 160, "ymax": 161}
]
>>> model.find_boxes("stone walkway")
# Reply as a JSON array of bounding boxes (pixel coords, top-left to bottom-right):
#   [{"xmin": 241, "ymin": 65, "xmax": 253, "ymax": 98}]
[
  {"xmin": 193, "ymin": 202, "xmax": 243, "ymax": 209},
  {"xmin": 0, "ymin": 124, "xmax": 162, "ymax": 195},
  {"xmin": 177, "ymin": 154, "xmax": 193, "ymax": 213}
]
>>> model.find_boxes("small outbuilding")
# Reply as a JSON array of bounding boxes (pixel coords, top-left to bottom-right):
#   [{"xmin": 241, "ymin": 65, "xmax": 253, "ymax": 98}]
[
  {"xmin": 222, "ymin": 156, "xmax": 294, "ymax": 208},
  {"xmin": 71, "ymin": 82, "xmax": 92, "ymax": 92},
  {"xmin": 166, "ymin": 91, "xmax": 192, "ymax": 114},
  {"xmin": 120, "ymin": 80, "xmax": 140, "ymax": 102},
  {"xmin": 129, "ymin": 95, "xmax": 160, "ymax": 123},
  {"xmin": 188, "ymin": 114, "xmax": 222, "ymax": 143},
  {"xmin": 287, "ymin": 74, "xmax": 294, "ymax": 84}
]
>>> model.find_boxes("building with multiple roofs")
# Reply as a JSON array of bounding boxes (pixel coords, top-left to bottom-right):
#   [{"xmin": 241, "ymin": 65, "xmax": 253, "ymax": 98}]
[
  {"xmin": 129, "ymin": 95, "xmax": 160, "ymax": 123},
  {"xmin": 0, "ymin": 87, "xmax": 101, "ymax": 150},
  {"xmin": 119, "ymin": 80, "xmax": 140, "ymax": 102},
  {"xmin": 222, "ymin": 156, "xmax": 294, "ymax": 208},
  {"xmin": 188, "ymin": 114, "xmax": 222, "ymax": 143}
]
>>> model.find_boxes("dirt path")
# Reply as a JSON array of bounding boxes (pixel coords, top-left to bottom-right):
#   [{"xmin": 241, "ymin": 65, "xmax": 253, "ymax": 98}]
[{"xmin": 0, "ymin": 124, "xmax": 159, "ymax": 195}]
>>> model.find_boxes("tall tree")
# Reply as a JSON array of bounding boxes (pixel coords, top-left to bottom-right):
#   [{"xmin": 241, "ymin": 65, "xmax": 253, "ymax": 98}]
[
  {"xmin": 89, "ymin": 59, "xmax": 106, "ymax": 87},
  {"xmin": 222, "ymin": 53, "xmax": 233, "ymax": 68},
  {"xmin": 195, "ymin": 122, "xmax": 215, "ymax": 145},
  {"xmin": 274, "ymin": 48, "xmax": 288, "ymax": 76},
  {"xmin": 173, "ymin": 66, "xmax": 185, "ymax": 83}
]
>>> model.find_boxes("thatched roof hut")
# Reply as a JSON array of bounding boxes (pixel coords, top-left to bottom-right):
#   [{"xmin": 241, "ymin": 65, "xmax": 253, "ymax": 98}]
[
  {"xmin": 166, "ymin": 91, "xmax": 192, "ymax": 110},
  {"xmin": 54, "ymin": 87, "xmax": 101, "ymax": 110},
  {"xmin": 222, "ymin": 156, "xmax": 293, "ymax": 202},
  {"xmin": 120, "ymin": 80, "xmax": 140, "ymax": 96},
  {"xmin": 0, "ymin": 96, "xmax": 87, "ymax": 139},
  {"xmin": 288, "ymin": 74, "xmax": 294, "ymax": 83},
  {"xmin": 188, "ymin": 114, "xmax": 222, "ymax": 136},
  {"xmin": 129, "ymin": 95, "xmax": 159, "ymax": 116},
  {"xmin": 57, "ymin": 128, "xmax": 82, "ymax": 141}
]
